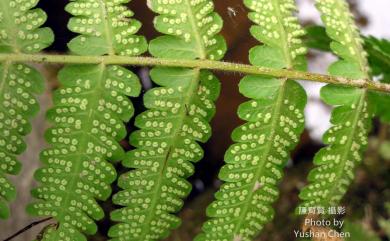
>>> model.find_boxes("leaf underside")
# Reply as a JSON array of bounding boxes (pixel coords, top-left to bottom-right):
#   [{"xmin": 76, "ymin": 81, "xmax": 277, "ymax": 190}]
[
  {"xmin": 110, "ymin": 67, "xmax": 220, "ymax": 240},
  {"xmin": 196, "ymin": 0, "xmax": 308, "ymax": 240},
  {"xmin": 364, "ymin": 38, "xmax": 390, "ymax": 123},
  {"xmin": 108, "ymin": 0, "xmax": 227, "ymax": 240},
  {"xmin": 0, "ymin": 0, "xmax": 53, "ymax": 219},
  {"xmin": 27, "ymin": 0, "xmax": 147, "ymax": 240},
  {"xmin": 0, "ymin": 1, "xmax": 384, "ymax": 241},
  {"xmin": 298, "ymin": 0, "xmax": 373, "ymax": 212},
  {"xmin": 305, "ymin": 26, "xmax": 390, "ymax": 123}
]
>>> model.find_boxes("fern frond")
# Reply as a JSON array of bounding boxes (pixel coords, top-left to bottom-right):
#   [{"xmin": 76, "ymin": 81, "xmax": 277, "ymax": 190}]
[
  {"xmin": 147, "ymin": 0, "xmax": 226, "ymax": 60},
  {"xmin": 196, "ymin": 0, "xmax": 307, "ymax": 240},
  {"xmin": 0, "ymin": 0, "xmax": 53, "ymax": 219},
  {"xmin": 359, "ymin": 37, "xmax": 390, "ymax": 123},
  {"xmin": 108, "ymin": 1, "xmax": 226, "ymax": 240},
  {"xmin": 66, "ymin": 0, "xmax": 147, "ymax": 56},
  {"xmin": 316, "ymin": 0, "xmax": 370, "ymax": 78},
  {"xmin": 27, "ymin": 1, "xmax": 147, "ymax": 239},
  {"xmin": 298, "ymin": 0, "xmax": 373, "ymax": 212}
]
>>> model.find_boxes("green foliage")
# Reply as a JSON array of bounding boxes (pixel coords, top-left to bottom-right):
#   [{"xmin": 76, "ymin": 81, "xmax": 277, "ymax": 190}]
[
  {"xmin": 147, "ymin": 0, "xmax": 226, "ymax": 60},
  {"xmin": 343, "ymin": 221, "xmax": 381, "ymax": 241},
  {"xmin": 108, "ymin": 1, "xmax": 226, "ymax": 240},
  {"xmin": 65, "ymin": 0, "xmax": 147, "ymax": 56},
  {"xmin": 298, "ymin": 0, "xmax": 373, "ymax": 211},
  {"xmin": 365, "ymin": 37, "xmax": 390, "ymax": 83},
  {"xmin": 316, "ymin": 1, "xmax": 369, "ymax": 77},
  {"xmin": 370, "ymin": 91, "xmax": 390, "ymax": 123},
  {"xmin": 305, "ymin": 26, "xmax": 390, "ymax": 84},
  {"xmin": 196, "ymin": 0, "xmax": 307, "ymax": 240},
  {"xmin": 365, "ymin": 38, "xmax": 390, "ymax": 123},
  {"xmin": 304, "ymin": 26, "xmax": 331, "ymax": 52},
  {"xmin": 0, "ymin": 0, "xmax": 53, "ymax": 219},
  {"xmin": 27, "ymin": 0, "xmax": 146, "ymax": 240},
  {"xmin": 0, "ymin": 0, "xmax": 53, "ymax": 54},
  {"xmin": 305, "ymin": 26, "xmax": 390, "ymax": 123},
  {"xmin": 0, "ymin": 0, "xmax": 388, "ymax": 240}
]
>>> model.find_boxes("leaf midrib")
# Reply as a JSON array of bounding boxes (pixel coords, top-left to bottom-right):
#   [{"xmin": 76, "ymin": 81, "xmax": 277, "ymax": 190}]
[
  {"xmin": 51, "ymin": 64, "xmax": 107, "ymax": 236},
  {"xmin": 98, "ymin": 0, "xmax": 115, "ymax": 55},
  {"xmin": 138, "ymin": 68, "xmax": 201, "ymax": 240},
  {"xmin": 51, "ymin": 0, "xmax": 119, "ymax": 234},
  {"xmin": 183, "ymin": 0, "xmax": 207, "ymax": 59},
  {"xmin": 272, "ymin": 0, "xmax": 293, "ymax": 68},
  {"xmin": 321, "ymin": 90, "xmax": 367, "ymax": 205},
  {"xmin": 319, "ymin": 0, "xmax": 369, "ymax": 79},
  {"xmin": 230, "ymin": 1, "xmax": 298, "ymax": 237},
  {"xmin": 232, "ymin": 79, "xmax": 287, "ymax": 237},
  {"xmin": 135, "ymin": 2, "xmax": 210, "ymax": 238}
]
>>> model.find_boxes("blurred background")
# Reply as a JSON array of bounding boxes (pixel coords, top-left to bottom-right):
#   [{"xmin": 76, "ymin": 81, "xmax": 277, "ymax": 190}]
[{"xmin": 0, "ymin": 0, "xmax": 389, "ymax": 240}]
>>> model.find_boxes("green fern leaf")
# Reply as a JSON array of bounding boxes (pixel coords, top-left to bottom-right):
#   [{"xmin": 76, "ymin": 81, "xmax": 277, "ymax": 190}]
[
  {"xmin": 108, "ymin": 1, "xmax": 226, "ymax": 240},
  {"xmin": 196, "ymin": 0, "xmax": 307, "ymax": 240},
  {"xmin": 298, "ymin": 0, "xmax": 373, "ymax": 212},
  {"xmin": 365, "ymin": 37, "xmax": 390, "ymax": 83},
  {"xmin": 147, "ymin": 0, "xmax": 226, "ymax": 60},
  {"xmin": 0, "ymin": 0, "xmax": 53, "ymax": 219},
  {"xmin": 305, "ymin": 27, "xmax": 390, "ymax": 123},
  {"xmin": 362, "ymin": 37, "xmax": 390, "ymax": 123},
  {"xmin": 65, "ymin": 0, "xmax": 147, "ymax": 56},
  {"xmin": 27, "ymin": 0, "xmax": 147, "ymax": 239}
]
